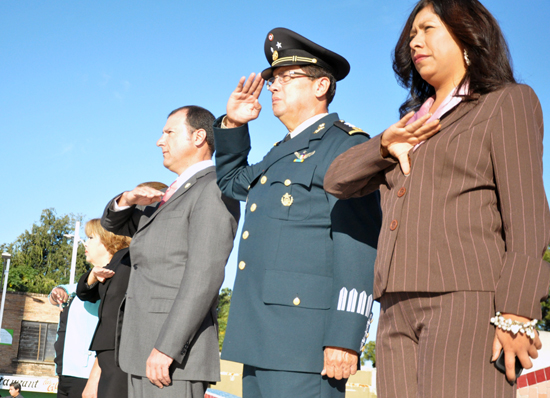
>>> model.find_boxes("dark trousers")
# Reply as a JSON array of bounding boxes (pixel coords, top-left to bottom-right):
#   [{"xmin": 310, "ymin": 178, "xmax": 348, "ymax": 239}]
[
  {"xmin": 376, "ymin": 291, "xmax": 516, "ymax": 398},
  {"xmin": 57, "ymin": 375, "xmax": 88, "ymax": 398},
  {"xmin": 243, "ymin": 365, "xmax": 347, "ymax": 398},
  {"xmin": 97, "ymin": 349, "xmax": 129, "ymax": 398}
]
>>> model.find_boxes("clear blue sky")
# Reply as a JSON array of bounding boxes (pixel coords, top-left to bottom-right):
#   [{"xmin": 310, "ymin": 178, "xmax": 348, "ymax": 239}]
[{"xmin": 1, "ymin": 1, "xmax": 549, "ymax": 350}]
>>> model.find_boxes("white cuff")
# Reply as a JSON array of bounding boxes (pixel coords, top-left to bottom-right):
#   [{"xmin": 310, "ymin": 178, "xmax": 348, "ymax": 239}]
[{"xmin": 112, "ymin": 195, "xmax": 131, "ymax": 211}]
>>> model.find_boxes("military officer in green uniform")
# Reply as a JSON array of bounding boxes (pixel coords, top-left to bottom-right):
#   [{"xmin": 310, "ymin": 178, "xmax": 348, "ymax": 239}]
[{"xmin": 213, "ymin": 28, "xmax": 382, "ymax": 398}]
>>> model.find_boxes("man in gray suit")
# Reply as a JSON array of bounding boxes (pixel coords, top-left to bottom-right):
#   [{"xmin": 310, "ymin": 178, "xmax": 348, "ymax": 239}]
[{"xmin": 101, "ymin": 105, "xmax": 240, "ymax": 398}]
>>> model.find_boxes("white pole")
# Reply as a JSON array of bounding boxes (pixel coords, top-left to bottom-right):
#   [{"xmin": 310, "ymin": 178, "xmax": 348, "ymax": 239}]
[
  {"xmin": 0, "ymin": 252, "xmax": 12, "ymax": 343},
  {"xmin": 69, "ymin": 221, "xmax": 80, "ymax": 285}
]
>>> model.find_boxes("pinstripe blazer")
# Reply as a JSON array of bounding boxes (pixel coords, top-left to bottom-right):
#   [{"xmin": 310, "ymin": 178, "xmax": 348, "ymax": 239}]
[{"xmin": 324, "ymin": 84, "xmax": 550, "ymax": 320}]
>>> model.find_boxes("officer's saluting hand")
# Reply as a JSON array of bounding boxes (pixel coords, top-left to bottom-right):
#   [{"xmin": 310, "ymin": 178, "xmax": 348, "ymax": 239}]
[{"xmin": 224, "ymin": 73, "xmax": 264, "ymax": 128}]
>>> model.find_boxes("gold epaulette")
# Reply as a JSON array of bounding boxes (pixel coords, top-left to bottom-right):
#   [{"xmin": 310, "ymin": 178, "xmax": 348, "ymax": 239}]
[{"xmin": 333, "ymin": 120, "xmax": 370, "ymax": 138}]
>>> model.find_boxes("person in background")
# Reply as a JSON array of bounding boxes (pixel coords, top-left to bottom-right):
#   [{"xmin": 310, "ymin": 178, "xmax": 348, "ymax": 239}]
[
  {"xmin": 324, "ymin": 0, "xmax": 550, "ymax": 397},
  {"xmin": 8, "ymin": 382, "xmax": 23, "ymax": 398},
  {"xmin": 77, "ymin": 217, "xmax": 135, "ymax": 398},
  {"xmin": 49, "ymin": 278, "xmax": 100, "ymax": 397}
]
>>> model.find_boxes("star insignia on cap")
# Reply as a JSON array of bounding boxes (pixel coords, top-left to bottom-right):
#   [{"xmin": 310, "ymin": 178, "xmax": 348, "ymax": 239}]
[{"xmin": 276, "ymin": 42, "xmax": 282, "ymax": 49}]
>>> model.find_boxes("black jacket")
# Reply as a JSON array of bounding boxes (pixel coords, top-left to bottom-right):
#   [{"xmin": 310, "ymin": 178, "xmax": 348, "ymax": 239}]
[{"xmin": 77, "ymin": 248, "xmax": 131, "ymax": 351}]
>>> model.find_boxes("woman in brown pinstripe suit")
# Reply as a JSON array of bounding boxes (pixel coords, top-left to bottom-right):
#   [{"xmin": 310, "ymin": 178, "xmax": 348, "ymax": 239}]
[{"xmin": 324, "ymin": 0, "xmax": 550, "ymax": 397}]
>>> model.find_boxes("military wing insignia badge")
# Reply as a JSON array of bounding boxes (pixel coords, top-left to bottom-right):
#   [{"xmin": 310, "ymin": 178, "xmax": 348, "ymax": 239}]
[
  {"xmin": 313, "ymin": 123, "xmax": 325, "ymax": 134},
  {"xmin": 293, "ymin": 150, "xmax": 315, "ymax": 163},
  {"xmin": 333, "ymin": 120, "xmax": 370, "ymax": 138}
]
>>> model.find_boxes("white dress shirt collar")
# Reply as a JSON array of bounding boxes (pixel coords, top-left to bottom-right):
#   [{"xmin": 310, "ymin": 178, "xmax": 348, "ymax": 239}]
[
  {"xmin": 288, "ymin": 113, "xmax": 329, "ymax": 140},
  {"xmin": 172, "ymin": 159, "xmax": 214, "ymax": 192}
]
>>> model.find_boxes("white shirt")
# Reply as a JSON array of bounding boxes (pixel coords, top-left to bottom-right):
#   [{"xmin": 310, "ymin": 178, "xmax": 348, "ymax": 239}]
[
  {"xmin": 169, "ymin": 159, "xmax": 214, "ymax": 192},
  {"xmin": 287, "ymin": 113, "xmax": 328, "ymax": 140}
]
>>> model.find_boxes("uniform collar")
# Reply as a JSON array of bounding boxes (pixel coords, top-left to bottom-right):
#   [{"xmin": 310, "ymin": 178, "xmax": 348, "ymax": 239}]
[
  {"xmin": 287, "ymin": 113, "xmax": 328, "ymax": 140},
  {"xmin": 266, "ymin": 113, "xmax": 339, "ymax": 167}
]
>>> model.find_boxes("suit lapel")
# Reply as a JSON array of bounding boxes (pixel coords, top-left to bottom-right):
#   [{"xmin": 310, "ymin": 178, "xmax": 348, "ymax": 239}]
[
  {"xmin": 137, "ymin": 166, "xmax": 215, "ymax": 233},
  {"xmin": 162, "ymin": 166, "xmax": 215, "ymax": 207},
  {"xmin": 409, "ymin": 96, "xmax": 481, "ymax": 160},
  {"xmin": 439, "ymin": 95, "xmax": 480, "ymax": 130}
]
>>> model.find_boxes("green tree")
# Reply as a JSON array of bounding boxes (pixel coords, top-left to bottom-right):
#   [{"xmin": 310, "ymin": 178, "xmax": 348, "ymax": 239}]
[
  {"xmin": 0, "ymin": 208, "xmax": 88, "ymax": 294},
  {"xmin": 360, "ymin": 341, "xmax": 376, "ymax": 368},
  {"xmin": 217, "ymin": 287, "xmax": 232, "ymax": 351}
]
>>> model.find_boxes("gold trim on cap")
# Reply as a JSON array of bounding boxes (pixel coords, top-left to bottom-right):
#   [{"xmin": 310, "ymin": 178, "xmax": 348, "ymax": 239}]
[{"xmin": 272, "ymin": 56, "xmax": 318, "ymax": 67}]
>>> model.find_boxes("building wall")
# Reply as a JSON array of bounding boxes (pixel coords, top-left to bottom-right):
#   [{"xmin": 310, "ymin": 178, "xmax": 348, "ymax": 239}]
[
  {"xmin": 0, "ymin": 291, "xmax": 60, "ymax": 377},
  {"xmin": 517, "ymin": 331, "xmax": 550, "ymax": 398}
]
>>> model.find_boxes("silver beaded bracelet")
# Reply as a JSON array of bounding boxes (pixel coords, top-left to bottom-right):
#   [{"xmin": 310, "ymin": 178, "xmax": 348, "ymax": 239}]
[{"xmin": 490, "ymin": 312, "xmax": 538, "ymax": 339}]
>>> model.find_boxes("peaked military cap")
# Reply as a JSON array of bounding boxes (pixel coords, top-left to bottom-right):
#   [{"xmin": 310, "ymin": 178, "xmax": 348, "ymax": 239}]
[{"xmin": 261, "ymin": 27, "xmax": 350, "ymax": 81}]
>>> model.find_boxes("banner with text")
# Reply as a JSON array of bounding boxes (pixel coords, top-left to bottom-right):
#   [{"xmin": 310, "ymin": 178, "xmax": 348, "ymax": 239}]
[{"xmin": 0, "ymin": 374, "xmax": 58, "ymax": 393}]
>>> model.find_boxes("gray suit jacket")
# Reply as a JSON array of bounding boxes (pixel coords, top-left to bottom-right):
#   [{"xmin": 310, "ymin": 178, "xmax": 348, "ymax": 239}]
[
  {"xmin": 325, "ymin": 84, "xmax": 550, "ymax": 320},
  {"xmin": 101, "ymin": 166, "xmax": 239, "ymax": 382}
]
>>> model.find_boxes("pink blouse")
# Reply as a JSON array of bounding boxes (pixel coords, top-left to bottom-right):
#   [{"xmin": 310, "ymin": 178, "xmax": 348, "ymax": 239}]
[{"xmin": 408, "ymin": 83, "xmax": 469, "ymax": 151}]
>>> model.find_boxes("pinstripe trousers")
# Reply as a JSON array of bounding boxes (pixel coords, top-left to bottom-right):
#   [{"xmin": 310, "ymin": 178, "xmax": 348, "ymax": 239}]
[{"xmin": 376, "ymin": 291, "xmax": 515, "ymax": 398}]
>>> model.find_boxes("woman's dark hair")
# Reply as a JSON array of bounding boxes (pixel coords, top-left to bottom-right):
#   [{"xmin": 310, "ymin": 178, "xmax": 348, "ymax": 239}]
[{"xmin": 393, "ymin": 0, "xmax": 516, "ymax": 117}]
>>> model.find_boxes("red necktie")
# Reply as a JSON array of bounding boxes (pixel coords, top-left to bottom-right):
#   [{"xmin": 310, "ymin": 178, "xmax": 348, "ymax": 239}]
[{"xmin": 159, "ymin": 181, "xmax": 178, "ymax": 207}]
